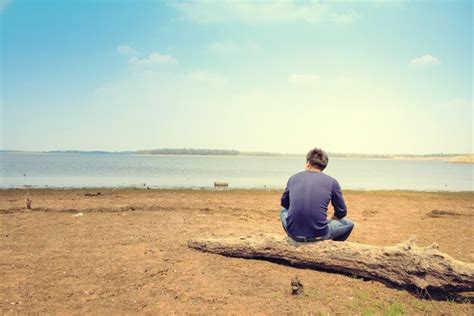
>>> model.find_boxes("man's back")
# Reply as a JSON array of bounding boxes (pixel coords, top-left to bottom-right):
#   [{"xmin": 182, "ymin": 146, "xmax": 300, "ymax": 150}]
[{"xmin": 281, "ymin": 170, "xmax": 347, "ymax": 238}]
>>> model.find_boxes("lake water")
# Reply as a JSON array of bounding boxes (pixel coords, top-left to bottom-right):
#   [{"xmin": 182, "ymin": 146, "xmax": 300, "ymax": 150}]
[{"xmin": 0, "ymin": 153, "xmax": 472, "ymax": 191}]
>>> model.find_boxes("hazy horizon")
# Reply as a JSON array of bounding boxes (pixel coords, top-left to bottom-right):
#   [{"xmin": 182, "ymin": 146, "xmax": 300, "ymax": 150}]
[
  {"xmin": 1, "ymin": 0, "xmax": 472, "ymax": 155},
  {"xmin": 0, "ymin": 147, "xmax": 471, "ymax": 157}
]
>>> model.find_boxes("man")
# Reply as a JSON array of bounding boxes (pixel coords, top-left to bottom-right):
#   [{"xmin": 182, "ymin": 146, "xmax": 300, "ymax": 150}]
[{"xmin": 280, "ymin": 147, "xmax": 354, "ymax": 242}]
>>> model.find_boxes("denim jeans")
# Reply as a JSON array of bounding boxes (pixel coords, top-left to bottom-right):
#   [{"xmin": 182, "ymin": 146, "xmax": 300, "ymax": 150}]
[{"xmin": 280, "ymin": 207, "xmax": 354, "ymax": 242}]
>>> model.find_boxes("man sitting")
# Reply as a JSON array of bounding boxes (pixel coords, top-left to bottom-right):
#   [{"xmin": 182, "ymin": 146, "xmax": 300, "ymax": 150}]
[{"xmin": 280, "ymin": 147, "xmax": 354, "ymax": 242}]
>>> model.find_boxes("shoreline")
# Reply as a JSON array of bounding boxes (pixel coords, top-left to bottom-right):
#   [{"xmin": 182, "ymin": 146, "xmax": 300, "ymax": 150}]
[
  {"xmin": 2, "ymin": 151, "xmax": 473, "ymax": 163},
  {"xmin": 1, "ymin": 187, "xmax": 473, "ymax": 194}
]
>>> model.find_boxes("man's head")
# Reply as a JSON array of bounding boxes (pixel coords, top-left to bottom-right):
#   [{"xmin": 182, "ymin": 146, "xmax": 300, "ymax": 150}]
[{"xmin": 305, "ymin": 147, "xmax": 329, "ymax": 171}]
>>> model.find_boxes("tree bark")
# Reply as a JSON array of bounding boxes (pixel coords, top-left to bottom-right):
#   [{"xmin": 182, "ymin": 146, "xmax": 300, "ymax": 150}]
[{"xmin": 188, "ymin": 234, "xmax": 474, "ymax": 293}]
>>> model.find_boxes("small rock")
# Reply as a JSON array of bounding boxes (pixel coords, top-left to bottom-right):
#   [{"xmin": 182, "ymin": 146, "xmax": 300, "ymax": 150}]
[
  {"xmin": 291, "ymin": 276, "xmax": 303, "ymax": 295},
  {"xmin": 26, "ymin": 198, "xmax": 32, "ymax": 210},
  {"xmin": 73, "ymin": 213, "xmax": 84, "ymax": 217},
  {"xmin": 84, "ymin": 192, "xmax": 102, "ymax": 197}
]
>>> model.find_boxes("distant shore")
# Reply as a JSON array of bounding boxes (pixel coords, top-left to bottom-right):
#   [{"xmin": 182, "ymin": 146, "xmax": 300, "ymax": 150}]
[
  {"xmin": 1, "ymin": 149, "xmax": 472, "ymax": 163},
  {"xmin": 448, "ymin": 154, "xmax": 474, "ymax": 164}
]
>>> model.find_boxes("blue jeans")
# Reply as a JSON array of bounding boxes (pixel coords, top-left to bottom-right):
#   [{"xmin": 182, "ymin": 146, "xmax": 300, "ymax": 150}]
[{"xmin": 280, "ymin": 208, "xmax": 354, "ymax": 242}]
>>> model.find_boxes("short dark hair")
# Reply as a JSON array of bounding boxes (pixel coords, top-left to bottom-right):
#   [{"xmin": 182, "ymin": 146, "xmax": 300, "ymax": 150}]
[{"xmin": 306, "ymin": 148, "xmax": 329, "ymax": 171}]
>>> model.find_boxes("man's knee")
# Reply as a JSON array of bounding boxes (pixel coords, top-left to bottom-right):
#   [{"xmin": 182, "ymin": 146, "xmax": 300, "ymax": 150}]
[
  {"xmin": 341, "ymin": 218, "xmax": 355, "ymax": 237},
  {"xmin": 331, "ymin": 218, "xmax": 354, "ymax": 241},
  {"xmin": 343, "ymin": 218, "xmax": 355, "ymax": 229},
  {"xmin": 346, "ymin": 219, "xmax": 355, "ymax": 238}
]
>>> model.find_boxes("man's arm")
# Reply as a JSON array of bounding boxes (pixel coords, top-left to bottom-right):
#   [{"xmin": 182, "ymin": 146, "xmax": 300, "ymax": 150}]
[
  {"xmin": 331, "ymin": 180, "xmax": 347, "ymax": 219},
  {"xmin": 281, "ymin": 181, "xmax": 290, "ymax": 209}
]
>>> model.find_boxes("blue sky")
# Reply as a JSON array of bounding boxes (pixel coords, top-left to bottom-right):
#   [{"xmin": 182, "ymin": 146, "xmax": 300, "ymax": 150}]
[{"xmin": 1, "ymin": 0, "xmax": 472, "ymax": 154}]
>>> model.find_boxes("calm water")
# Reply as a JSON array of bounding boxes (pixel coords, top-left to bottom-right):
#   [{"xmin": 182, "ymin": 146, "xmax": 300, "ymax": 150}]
[{"xmin": 0, "ymin": 153, "xmax": 472, "ymax": 191}]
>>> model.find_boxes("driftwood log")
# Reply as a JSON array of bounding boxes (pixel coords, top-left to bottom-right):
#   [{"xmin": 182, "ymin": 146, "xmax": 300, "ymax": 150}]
[{"xmin": 188, "ymin": 233, "xmax": 474, "ymax": 293}]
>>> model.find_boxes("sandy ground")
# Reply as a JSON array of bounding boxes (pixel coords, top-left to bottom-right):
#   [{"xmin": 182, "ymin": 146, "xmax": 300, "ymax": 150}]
[{"xmin": 1, "ymin": 188, "xmax": 473, "ymax": 315}]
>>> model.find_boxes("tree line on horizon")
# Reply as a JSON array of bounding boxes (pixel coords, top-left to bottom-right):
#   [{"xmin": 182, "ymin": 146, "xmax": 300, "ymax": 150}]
[
  {"xmin": 0, "ymin": 149, "xmax": 466, "ymax": 158},
  {"xmin": 137, "ymin": 148, "xmax": 240, "ymax": 156}
]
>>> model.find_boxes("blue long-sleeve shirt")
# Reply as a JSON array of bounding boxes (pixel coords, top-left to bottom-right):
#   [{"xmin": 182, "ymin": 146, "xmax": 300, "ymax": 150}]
[{"xmin": 281, "ymin": 170, "xmax": 347, "ymax": 238}]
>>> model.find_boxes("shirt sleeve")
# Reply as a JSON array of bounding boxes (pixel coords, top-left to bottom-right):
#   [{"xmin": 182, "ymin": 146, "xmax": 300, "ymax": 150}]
[
  {"xmin": 280, "ymin": 179, "xmax": 290, "ymax": 209},
  {"xmin": 331, "ymin": 179, "xmax": 347, "ymax": 219}
]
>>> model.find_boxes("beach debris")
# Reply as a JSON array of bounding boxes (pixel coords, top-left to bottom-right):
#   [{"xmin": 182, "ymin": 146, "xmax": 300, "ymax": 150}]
[
  {"xmin": 214, "ymin": 181, "xmax": 228, "ymax": 187},
  {"xmin": 188, "ymin": 233, "xmax": 474, "ymax": 294},
  {"xmin": 291, "ymin": 276, "xmax": 303, "ymax": 295},
  {"xmin": 25, "ymin": 198, "xmax": 32, "ymax": 210},
  {"xmin": 73, "ymin": 212, "xmax": 84, "ymax": 217},
  {"xmin": 85, "ymin": 192, "xmax": 102, "ymax": 197},
  {"xmin": 427, "ymin": 209, "xmax": 468, "ymax": 218}
]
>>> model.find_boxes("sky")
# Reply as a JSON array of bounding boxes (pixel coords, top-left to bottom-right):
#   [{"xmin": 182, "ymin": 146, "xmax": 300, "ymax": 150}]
[{"xmin": 1, "ymin": 0, "xmax": 472, "ymax": 154}]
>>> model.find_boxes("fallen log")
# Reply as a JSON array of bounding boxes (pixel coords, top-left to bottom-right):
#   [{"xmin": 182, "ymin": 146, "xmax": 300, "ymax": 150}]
[{"xmin": 188, "ymin": 233, "xmax": 474, "ymax": 293}]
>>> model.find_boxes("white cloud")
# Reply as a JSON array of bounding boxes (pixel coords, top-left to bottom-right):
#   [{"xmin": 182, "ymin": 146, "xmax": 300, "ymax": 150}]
[
  {"xmin": 410, "ymin": 54, "xmax": 440, "ymax": 67},
  {"xmin": 129, "ymin": 52, "xmax": 178, "ymax": 67},
  {"xmin": 117, "ymin": 45, "xmax": 139, "ymax": 56},
  {"xmin": 0, "ymin": 0, "xmax": 10, "ymax": 13},
  {"xmin": 288, "ymin": 74, "xmax": 320, "ymax": 84},
  {"xmin": 188, "ymin": 69, "xmax": 226, "ymax": 84},
  {"xmin": 170, "ymin": 0, "xmax": 357, "ymax": 24}
]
